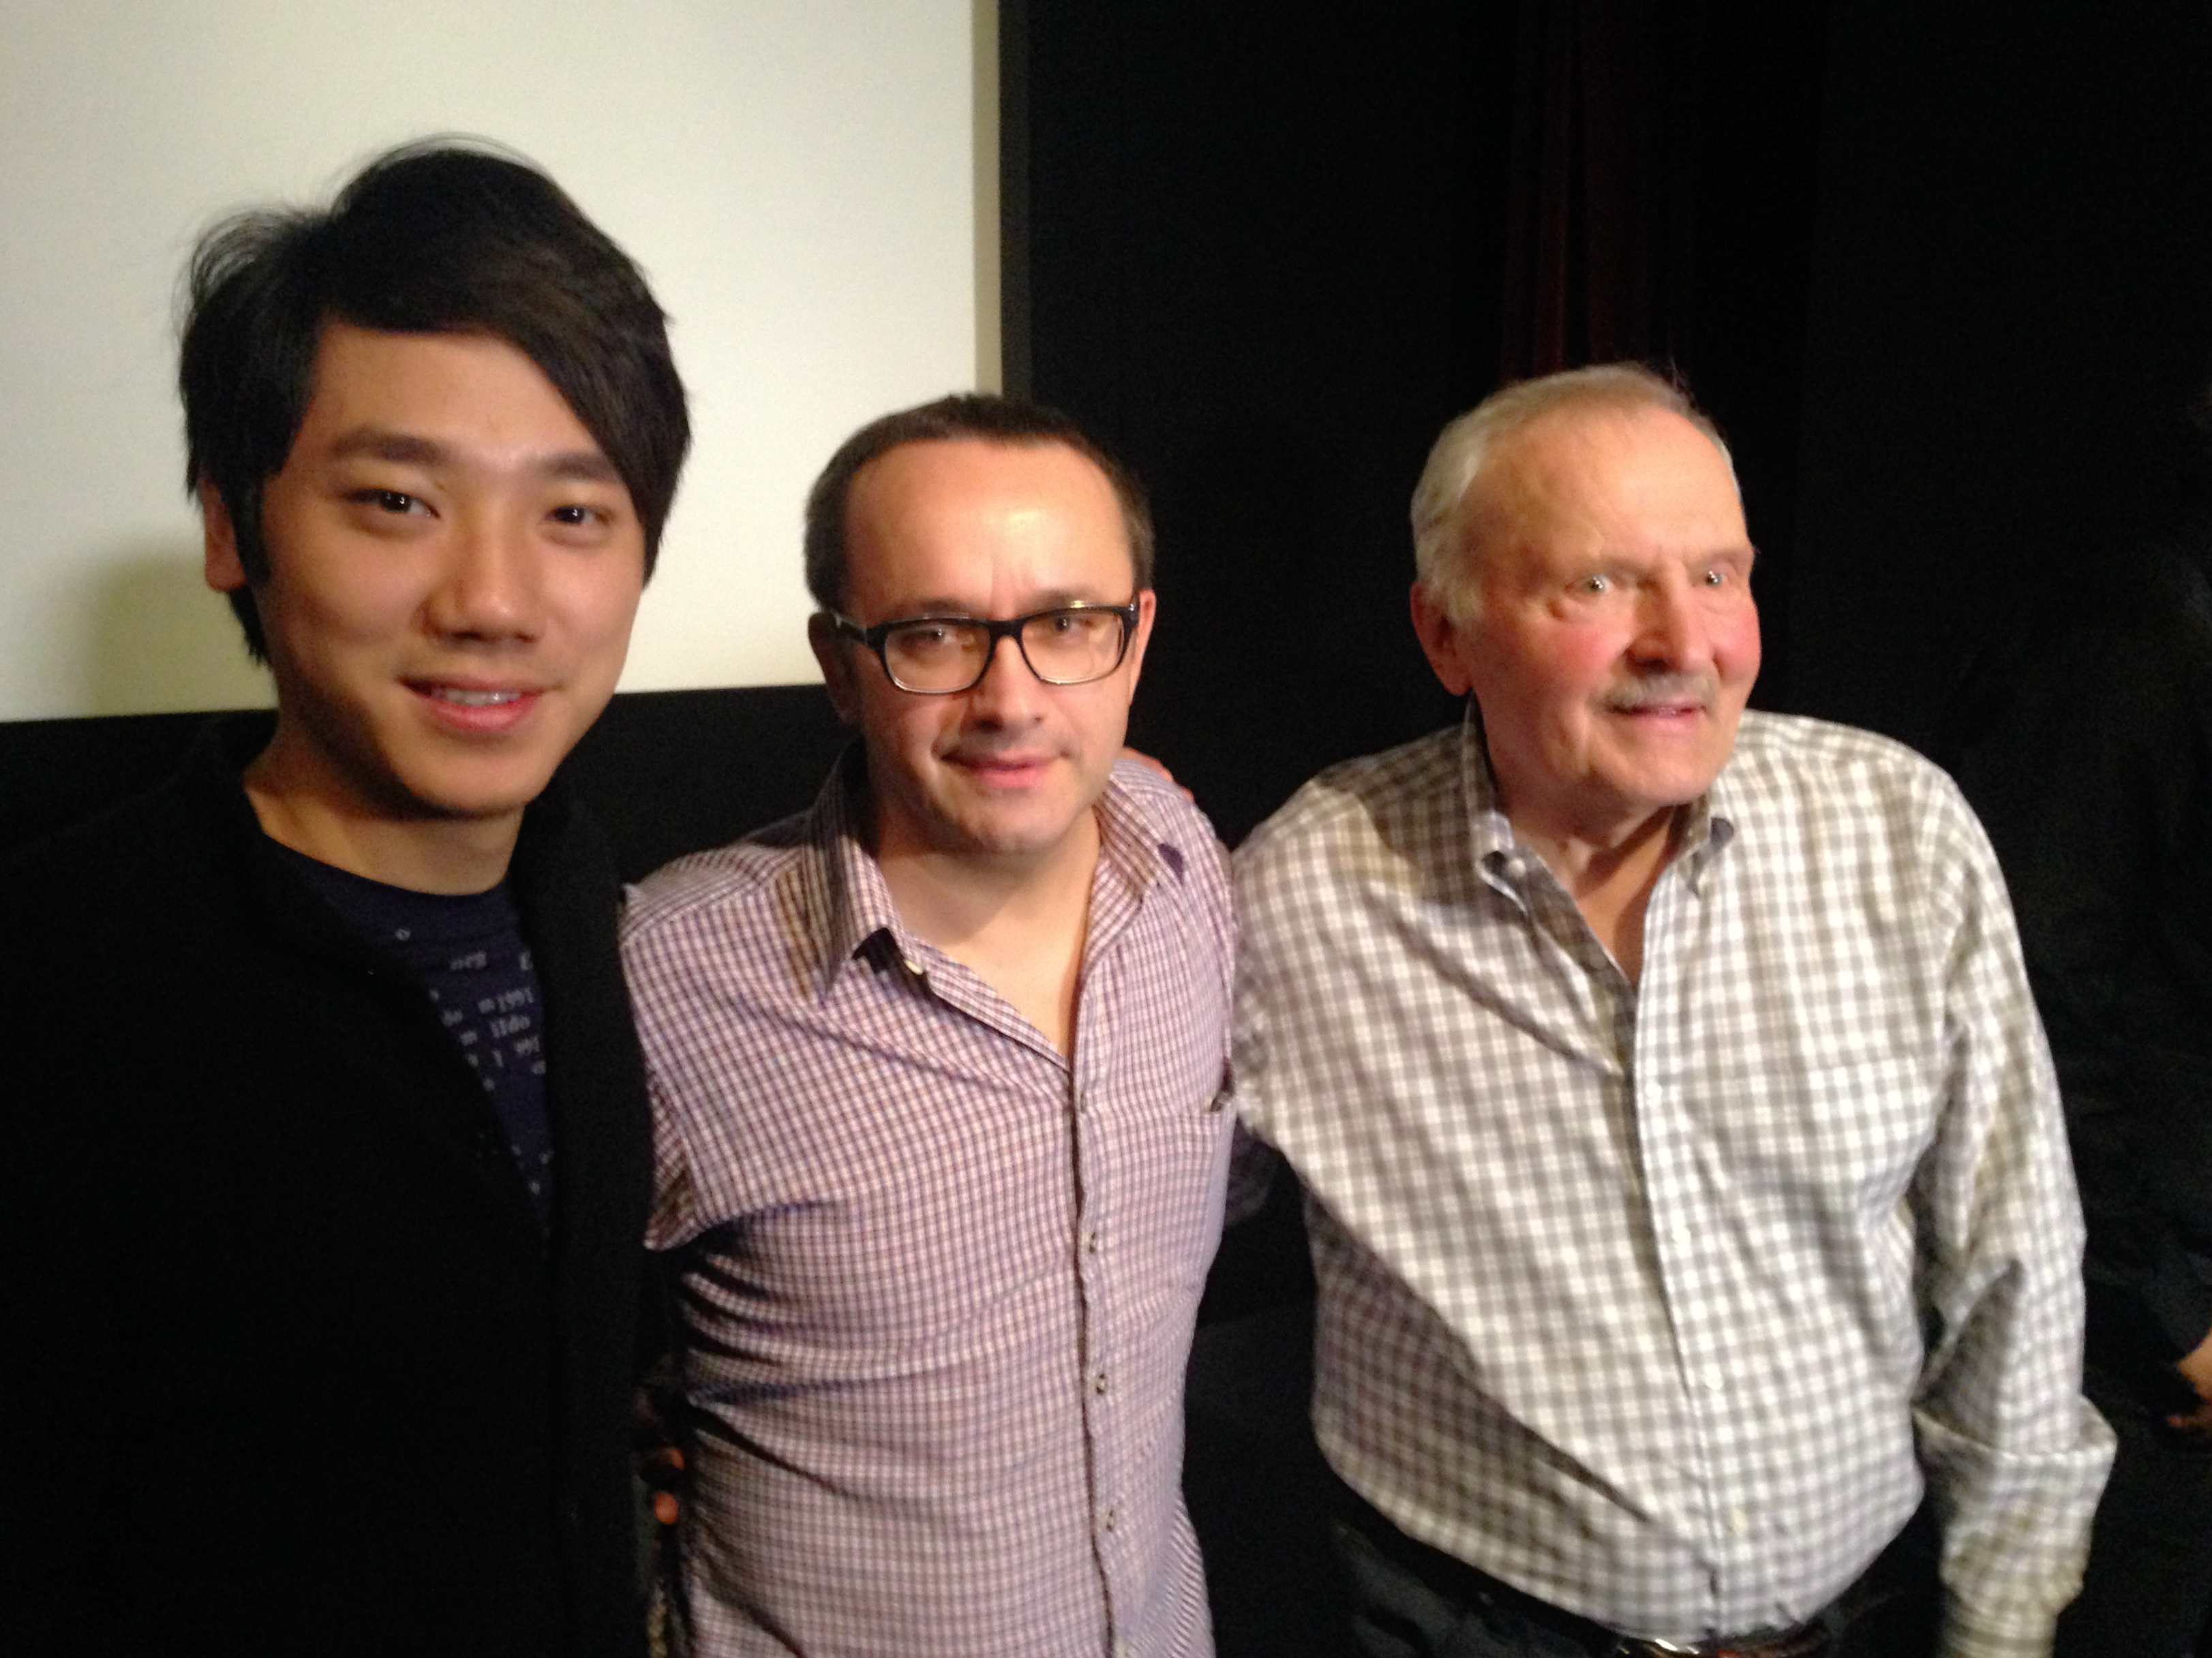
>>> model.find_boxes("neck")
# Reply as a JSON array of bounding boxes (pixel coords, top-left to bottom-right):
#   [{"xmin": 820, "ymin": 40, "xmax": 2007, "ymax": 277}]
[
  {"xmin": 875, "ymin": 809, "xmax": 1102, "ymax": 1058},
  {"xmin": 875, "ymin": 809, "xmax": 1101, "ymax": 952},
  {"xmin": 243, "ymin": 735, "xmax": 520, "ymax": 896},
  {"xmin": 1511, "ymin": 805, "xmax": 1679, "ymax": 985}
]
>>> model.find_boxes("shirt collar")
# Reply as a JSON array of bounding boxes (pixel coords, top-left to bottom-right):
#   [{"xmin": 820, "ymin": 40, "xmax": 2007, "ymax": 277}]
[
  {"xmin": 802, "ymin": 746, "xmax": 905, "ymax": 995},
  {"xmin": 1455, "ymin": 700, "xmax": 1519, "ymax": 869},
  {"xmin": 802, "ymin": 746, "xmax": 1172, "ymax": 998},
  {"xmin": 1685, "ymin": 754, "xmax": 1740, "ymax": 881}
]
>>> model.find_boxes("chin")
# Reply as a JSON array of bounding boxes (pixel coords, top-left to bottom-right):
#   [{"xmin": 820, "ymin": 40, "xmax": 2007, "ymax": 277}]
[
  {"xmin": 391, "ymin": 760, "xmax": 561, "ymax": 824},
  {"xmin": 950, "ymin": 803, "xmax": 1089, "ymax": 861},
  {"xmin": 960, "ymin": 824, "xmax": 1077, "ymax": 861},
  {"xmin": 1618, "ymin": 773, "xmax": 1723, "ymax": 816}
]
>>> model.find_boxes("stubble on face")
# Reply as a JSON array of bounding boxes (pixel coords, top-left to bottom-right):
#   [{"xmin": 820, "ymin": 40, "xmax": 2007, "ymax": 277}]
[{"xmin": 824, "ymin": 438, "xmax": 1152, "ymax": 882}]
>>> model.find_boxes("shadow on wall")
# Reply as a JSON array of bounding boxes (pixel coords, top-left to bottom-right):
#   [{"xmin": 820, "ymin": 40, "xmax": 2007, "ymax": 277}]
[{"xmin": 83, "ymin": 547, "xmax": 273, "ymax": 717}]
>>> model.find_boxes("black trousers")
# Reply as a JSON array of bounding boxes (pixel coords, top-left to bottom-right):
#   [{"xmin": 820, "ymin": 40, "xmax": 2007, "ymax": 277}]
[{"xmin": 1329, "ymin": 1478, "xmax": 1939, "ymax": 1658}]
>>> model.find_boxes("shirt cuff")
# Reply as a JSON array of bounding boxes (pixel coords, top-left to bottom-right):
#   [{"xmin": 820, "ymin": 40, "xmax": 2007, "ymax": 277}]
[{"xmin": 1939, "ymin": 1603, "xmax": 2053, "ymax": 1658}]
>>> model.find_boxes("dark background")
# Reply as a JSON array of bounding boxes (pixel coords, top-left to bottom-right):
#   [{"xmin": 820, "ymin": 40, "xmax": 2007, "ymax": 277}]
[
  {"xmin": 6, "ymin": 5, "xmax": 2212, "ymax": 1652},
  {"xmin": 1008, "ymin": 0, "xmax": 2212, "ymax": 847}
]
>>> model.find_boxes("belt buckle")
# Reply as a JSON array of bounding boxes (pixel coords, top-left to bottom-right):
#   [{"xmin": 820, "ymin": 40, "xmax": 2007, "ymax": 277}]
[{"xmin": 1609, "ymin": 1633, "xmax": 1828, "ymax": 1658}]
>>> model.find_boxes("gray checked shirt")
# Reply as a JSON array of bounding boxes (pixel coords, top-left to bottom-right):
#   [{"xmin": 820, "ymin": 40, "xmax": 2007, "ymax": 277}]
[
  {"xmin": 624, "ymin": 754, "xmax": 1236, "ymax": 1658},
  {"xmin": 1232, "ymin": 705, "xmax": 2113, "ymax": 1658}
]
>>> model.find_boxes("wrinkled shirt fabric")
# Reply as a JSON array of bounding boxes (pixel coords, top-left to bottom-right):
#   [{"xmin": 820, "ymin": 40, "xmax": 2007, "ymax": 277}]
[
  {"xmin": 625, "ymin": 756, "xmax": 1235, "ymax": 1658},
  {"xmin": 1232, "ymin": 706, "xmax": 2113, "ymax": 1658}
]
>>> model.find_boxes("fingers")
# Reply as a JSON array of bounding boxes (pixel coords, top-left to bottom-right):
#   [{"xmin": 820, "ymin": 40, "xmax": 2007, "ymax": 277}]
[
  {"xmin": 642, "ymin": 1443, "xmax": 685, "ymax": 1526},
  {"xmin": 1119, "ymin": 746, "xmax": 1194, "ymax": 801},
  {"xmin": 2164, "ymin": 1399, "xmax": 2212, "ymax": 1439}
]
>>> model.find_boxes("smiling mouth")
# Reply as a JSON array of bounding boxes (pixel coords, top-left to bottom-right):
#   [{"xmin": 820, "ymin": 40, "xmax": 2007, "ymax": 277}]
[
  {"xmin": 424, "ymin": 687, "xmax": 528, "ymax": 707},
  {"xmin": 948, "ymin": 750, "xmax": 1055, "ymax": 780}
]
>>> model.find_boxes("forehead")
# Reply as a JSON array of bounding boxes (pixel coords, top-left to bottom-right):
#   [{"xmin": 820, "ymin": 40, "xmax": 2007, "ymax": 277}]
[
  {"xmin": 292, "ymin": 322, "xmax": 603, "ymax": 459},
  {"xmin": 843, "ymin": 437, "xmax": 1133, "ymax": 602},
  {"xmin": 1475, "ymin": 403, "xmax": 1746, "ymax": 564}
]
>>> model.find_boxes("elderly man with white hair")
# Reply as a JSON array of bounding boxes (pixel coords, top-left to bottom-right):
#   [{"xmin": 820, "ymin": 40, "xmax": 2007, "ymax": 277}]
[{"xmin": 1232, "ymin": 365, "xmax": 2112, "ymax": 1658}]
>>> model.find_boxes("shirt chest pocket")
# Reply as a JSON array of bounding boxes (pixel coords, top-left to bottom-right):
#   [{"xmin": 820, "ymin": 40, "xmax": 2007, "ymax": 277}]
[{"xmin": 1697, "ymin": 1047, "xmax": 1938, "ymax": 1221}]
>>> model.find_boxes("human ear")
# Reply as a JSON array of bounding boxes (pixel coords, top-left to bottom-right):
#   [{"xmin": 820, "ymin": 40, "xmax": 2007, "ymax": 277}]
[
  {"xmin": 1409, "ymin": 579, "xmax": 1476, "ymax": 697},
  {"xmin": 1120, "ymin": 589, "xmax": 1158, "ymax": 692},
  {"xmin": 807, "ymin": 612, "xmax": 863, "ymax": 726},
  {"xmin": 200, "ymin": 482, "xmax": 249, "ymax": 593}
]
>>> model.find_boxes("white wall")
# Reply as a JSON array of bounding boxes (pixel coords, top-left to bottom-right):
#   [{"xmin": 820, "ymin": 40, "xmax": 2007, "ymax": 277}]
[{"xmin": 0, "ymin": 0, "xmax": 987, "ymax": 720}]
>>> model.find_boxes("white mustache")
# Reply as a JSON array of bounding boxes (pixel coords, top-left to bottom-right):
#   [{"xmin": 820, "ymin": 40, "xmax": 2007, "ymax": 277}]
[{"xmin": 1605, "ymin": 674, "xmax": 1717, "ymax": 712}]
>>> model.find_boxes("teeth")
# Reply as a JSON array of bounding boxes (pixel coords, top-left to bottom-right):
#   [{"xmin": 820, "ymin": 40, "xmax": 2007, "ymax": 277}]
[{"xmin": 432, "ymin": 688, "xmax": 523, "ymax": 707}]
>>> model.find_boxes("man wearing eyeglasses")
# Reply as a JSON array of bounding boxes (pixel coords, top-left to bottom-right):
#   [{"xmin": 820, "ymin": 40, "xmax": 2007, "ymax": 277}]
[{"xmin": 620, "ymin": 394, "xmax": 1237, "ymax": 1657}]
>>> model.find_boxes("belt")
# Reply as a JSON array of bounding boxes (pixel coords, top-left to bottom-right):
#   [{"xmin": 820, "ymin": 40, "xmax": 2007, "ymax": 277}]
[
  {"xmin": 1603, "ymin": 1631, "xmax": 1828, "ymax": 1658},
  {"xmin": 1329, "ymin": 1476, "xmax": 1838, "ymax": 1658}
]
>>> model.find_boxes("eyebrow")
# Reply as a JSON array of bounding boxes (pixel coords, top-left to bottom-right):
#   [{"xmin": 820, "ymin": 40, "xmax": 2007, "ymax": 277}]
[
  {"xmin": 887, "ymin": 589, "xmax": 1125, "ymax": 617},
  {"xmin": 324, "ymin": 427, "xmax": 620, "ymax": 484}
]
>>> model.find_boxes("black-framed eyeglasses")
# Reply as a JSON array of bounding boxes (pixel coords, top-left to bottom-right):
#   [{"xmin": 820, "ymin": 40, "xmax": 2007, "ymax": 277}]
[{"xmin": 831, "ymin": 600, "xmax": 1142, "ymax": 694}]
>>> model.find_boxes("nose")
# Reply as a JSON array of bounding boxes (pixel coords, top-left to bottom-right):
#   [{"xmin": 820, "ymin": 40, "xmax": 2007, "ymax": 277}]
[
  {"xmin": 424, "ymin": 509, "xmax": 544, "ymax": 641},
  {"xmin": 1627, "ymin": 572, "xmax": 1712, "ymax": 673},
  {"xmin": 961, "ymin": 629, "xmax": 1044, "ymax": 722}
]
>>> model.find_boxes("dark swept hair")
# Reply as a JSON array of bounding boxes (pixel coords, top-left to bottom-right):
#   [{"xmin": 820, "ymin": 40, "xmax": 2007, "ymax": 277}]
[
  {"xmin": 801, "ymin": 393, "xmax": 1154, "ymax": 612},
  {"xmin": 179, "ymin": 138, "xmax": 691, "ymax": 657}
]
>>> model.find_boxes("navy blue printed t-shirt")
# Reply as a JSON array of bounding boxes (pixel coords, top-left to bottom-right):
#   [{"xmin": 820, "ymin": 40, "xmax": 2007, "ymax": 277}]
[{"xmin": 275, "ymin": 842, "xmax": 556, "ymax": 1231}]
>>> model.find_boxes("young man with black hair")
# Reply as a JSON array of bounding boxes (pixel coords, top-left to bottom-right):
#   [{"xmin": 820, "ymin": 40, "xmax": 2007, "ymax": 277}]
[{"xmin": 0, "ymin": 142, "xmax": 688, "ymax": 1657}]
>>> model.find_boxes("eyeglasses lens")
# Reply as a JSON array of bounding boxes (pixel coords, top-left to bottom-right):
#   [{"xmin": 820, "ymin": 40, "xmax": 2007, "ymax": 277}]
[
  {"xmin": 881, "ymin": 623, "xmax": 986, "ymax": 692},
  {"xmin": 1019, "ymin": 609, "xmax": 1124, "ymax": 683}
]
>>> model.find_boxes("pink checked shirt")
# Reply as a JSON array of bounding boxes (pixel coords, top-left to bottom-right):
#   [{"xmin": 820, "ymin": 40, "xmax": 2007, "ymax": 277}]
[{"xmin": 623, "ymin": 754, "xmax": 1237, "ymax": 1657}]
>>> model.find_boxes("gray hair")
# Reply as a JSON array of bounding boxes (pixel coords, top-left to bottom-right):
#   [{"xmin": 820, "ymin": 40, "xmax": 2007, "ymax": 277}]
[{"xmin": 1410, "ymin": 364, "xmax": 1734, "ymax": 617}]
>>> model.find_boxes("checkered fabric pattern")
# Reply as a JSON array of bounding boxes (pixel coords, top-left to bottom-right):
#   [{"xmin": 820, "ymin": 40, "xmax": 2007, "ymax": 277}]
[
  {"xmin": 1232, "ymin": 706, "xmax": 2114, "ymax": 1658},
  {"xmin": 624, "ymin": 755, "xmax": 1236, "ymax": 1658}
]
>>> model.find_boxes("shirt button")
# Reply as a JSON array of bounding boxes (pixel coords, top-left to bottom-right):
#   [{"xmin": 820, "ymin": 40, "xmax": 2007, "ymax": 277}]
[
  {"xmin": 1701, "ymin": 1371, "xmax": 1724, "ymax": 1394},
  {"xmin": 1082, "ymin": 1228, "xmax": 1102, "ymax": 1255},
  {"xmin": 1099, "ymin": 1507, "xmax": 1119, "ymax": 1533},
  {"xmin": 1092, "ymin": 1370, "xmax": 1110, "ymax": 1395},
  {"xmin": 1727, "ymin": 1507, "xmax": 1750, "ymax": 1537}
]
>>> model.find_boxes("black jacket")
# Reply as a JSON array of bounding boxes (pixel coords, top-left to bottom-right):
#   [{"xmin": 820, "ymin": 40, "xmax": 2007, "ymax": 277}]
[{"xmin": 0, "ymin": 720, "xmax": 652, "ymax": 1657}]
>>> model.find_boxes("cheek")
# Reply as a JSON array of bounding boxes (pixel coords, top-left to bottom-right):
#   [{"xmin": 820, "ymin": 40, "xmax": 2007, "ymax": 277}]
[
  {"xmin": 1715, "ymin": 605, "xmax": 1763, "ymax": 681},
  {"xmin": 1073, "ymin": 676, "xmax": 1137, "ymax": 743},
  {"xmin": 866, "ymin": 692, "xmax": 959, "ymax": 772},
  {"xmin": 548, "ymin": 558, "xmax": 646, "ymax": 675},
  {"xmin": 573, "ymin": 575, "xmax": 644, "ymax": 655},
  {"xmin": 1506, "ymin": 630, "xmax": 1619, "ymax": 720},
  {"xmin": 270, "ymin": 562, "xmax": 416, "ymax": 651}
]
